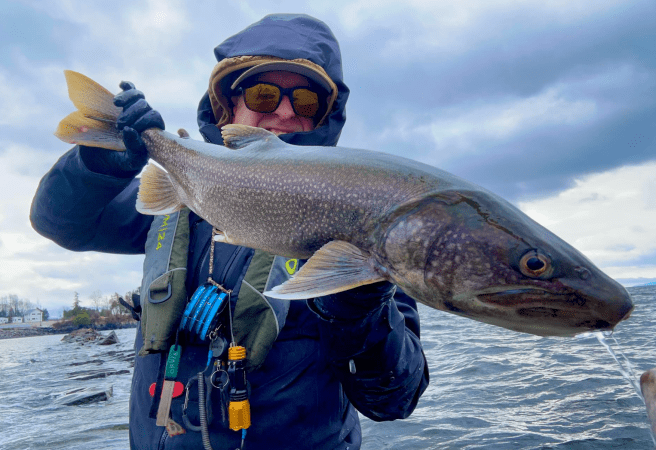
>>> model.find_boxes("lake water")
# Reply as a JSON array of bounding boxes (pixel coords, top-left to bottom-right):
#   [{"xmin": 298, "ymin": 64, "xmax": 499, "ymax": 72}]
[{"xmin": 1, "ymin": 286, "xmax": 655, "ymax": 449}]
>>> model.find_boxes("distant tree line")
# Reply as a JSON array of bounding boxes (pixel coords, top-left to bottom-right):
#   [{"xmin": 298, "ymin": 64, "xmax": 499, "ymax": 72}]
[
  {"xmin": 0, "ymin": 294, "xmax": 49, "ymax": 321},
  {"xmin": 60, "ymin": 289, "xmax": 139, "ymax": 328}
]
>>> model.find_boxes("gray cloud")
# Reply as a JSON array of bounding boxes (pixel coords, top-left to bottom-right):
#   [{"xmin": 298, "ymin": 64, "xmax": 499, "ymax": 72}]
[{"xmin": 335, "ymin": 0, "xmax": 656, "ymax": 200}]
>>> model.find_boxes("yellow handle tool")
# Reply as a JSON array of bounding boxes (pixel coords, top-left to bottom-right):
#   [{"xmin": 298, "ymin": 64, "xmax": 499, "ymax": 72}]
[{"xmin": 228, "ymin": 345, "xmax": 251, "ymax": 431}]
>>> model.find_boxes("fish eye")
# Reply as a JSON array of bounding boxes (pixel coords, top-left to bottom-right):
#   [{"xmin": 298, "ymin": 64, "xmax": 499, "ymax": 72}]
[{"xmin": 519, "ymin": 251, "xmax": 552, "ymax": 278}]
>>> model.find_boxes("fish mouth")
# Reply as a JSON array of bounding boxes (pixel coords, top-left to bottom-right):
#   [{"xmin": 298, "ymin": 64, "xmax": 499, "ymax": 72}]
[
  {"xmin": 470, "ymin": 286, "xmax": 631, "ymax": 335},
  {"xmin": 473, "ymin": 286, "xmax": 569, "ymax": 305},
  {"xmin": 476, "ymin": 287, "xmax": 585, "ymax": 313}
]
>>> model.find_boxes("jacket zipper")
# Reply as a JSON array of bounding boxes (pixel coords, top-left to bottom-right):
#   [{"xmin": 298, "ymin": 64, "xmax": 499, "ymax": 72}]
[
  {"xmin": 196, "ymin": 239, "xmax": 212, "ymax": 286},
  {"xmin": 157, "ymin": 426, "xmax": 168, "ymax": 449},
  {"xmin": 218, "ymin": 246, "xmax": 246, "ymax": 287}
]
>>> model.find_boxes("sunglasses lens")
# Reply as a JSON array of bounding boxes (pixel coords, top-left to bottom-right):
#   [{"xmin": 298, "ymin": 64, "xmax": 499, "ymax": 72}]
[
  {"xmin": 292, "ymin": 89, "xmax": 319, "ymax": 118},
  {"xmin": 244, "ymin": 84, "xmax": 280, "ymax": 113},
  {"xmin": 241, "ymin": 83, "xmax": 322, "ymax": 118}
]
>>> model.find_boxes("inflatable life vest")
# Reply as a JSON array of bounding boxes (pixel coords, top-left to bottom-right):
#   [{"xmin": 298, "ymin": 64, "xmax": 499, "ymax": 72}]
[{"xmin": 139, "ymin": 209, "xmax": 297, "ymax": 370}]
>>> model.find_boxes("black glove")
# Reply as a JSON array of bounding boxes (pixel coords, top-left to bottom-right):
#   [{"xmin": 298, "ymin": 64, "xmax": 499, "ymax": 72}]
[
  {"xmin": 79, "ymin": 81, "xmax": 165, "ymax": 178},
  {"xmin": 309, "ymin": 281, "xmax": 396, "ymax": 322}
]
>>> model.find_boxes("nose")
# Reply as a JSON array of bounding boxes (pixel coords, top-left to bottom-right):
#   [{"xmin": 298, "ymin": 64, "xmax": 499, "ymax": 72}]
[{"xmin": 274, "ymin": 95, "xmax": 296, "ymax": 120}]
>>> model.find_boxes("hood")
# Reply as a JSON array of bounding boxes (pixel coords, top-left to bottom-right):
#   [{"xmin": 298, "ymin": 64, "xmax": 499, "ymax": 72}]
[{"xmin": 197, "ymin": 14, "xmax": 349, "ymax": 147}]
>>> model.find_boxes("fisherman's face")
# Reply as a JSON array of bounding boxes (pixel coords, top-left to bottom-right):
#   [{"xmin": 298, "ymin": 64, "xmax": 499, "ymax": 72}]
[{"xmin": 231, "ymin": 71, "xmax": 316, "ymax": 135}]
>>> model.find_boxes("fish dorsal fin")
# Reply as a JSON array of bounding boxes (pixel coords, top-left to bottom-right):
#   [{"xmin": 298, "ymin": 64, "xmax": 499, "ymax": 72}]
[
  {"xmin": 221, "ymin": 124, "xmax": 280, "ymax": 150},
  {"xmin": 136, "ymin": 163, "xmax": 186, "ymax": 215},
  {"xmin": 263, "ymin": 241, "xmax": 386, "ymax": 300}
]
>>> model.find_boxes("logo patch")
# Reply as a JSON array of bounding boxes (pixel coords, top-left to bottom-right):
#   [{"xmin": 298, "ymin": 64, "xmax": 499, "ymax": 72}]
[
  {"xmin": 156, "ymin": 214, "xmax": 170, "ymax": 250},
  {"xmin": 285, "ymin": 259, "xmax": 298, "ymax": 275}
]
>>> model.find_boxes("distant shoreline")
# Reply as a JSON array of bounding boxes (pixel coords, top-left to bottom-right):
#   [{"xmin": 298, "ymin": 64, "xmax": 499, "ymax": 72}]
[
  {"xmin": 0, "ymin": 323, "xmax": 137, "ymax": 340},
  {"xmin": 0, "ymin": 326, "xmax": 66, "ymax": 340}
]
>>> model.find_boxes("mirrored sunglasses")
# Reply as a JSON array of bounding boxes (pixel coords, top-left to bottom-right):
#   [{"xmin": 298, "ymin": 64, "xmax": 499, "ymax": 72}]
[{"xmin": 235, "ymin": 81, "xmax": 324, "ymax": 119}]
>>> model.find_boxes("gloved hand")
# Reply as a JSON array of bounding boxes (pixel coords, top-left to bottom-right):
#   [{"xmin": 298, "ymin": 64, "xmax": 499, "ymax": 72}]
[
  {"xmin": 309, "ymin": 281, "xmax": 396, "ymax": 322},
  {"xmin": 79, "ymin": 81, "xmax": 165, "ymax": 178}
]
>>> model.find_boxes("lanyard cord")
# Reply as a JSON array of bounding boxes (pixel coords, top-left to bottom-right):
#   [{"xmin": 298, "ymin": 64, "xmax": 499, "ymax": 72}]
[
  {"xmin": 208, "ymin": 229, "xmax": 232, "ymax": 294},
  {"xmin": 208, "ymin": 228, "xmax": 235, "ymax": 344},
  {"xmin": 199, "ymin": 228, "xmax": 236, "ymax": 450},
  {"xmin": 204, "ymin": 229, "xmax": 249, "ymax": 449}
]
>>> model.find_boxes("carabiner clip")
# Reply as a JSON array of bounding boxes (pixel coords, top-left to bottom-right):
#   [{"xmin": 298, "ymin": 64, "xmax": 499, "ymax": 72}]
[{"xmin": 182, "ymin": 374, "xmax": 213, "ymax": 432}]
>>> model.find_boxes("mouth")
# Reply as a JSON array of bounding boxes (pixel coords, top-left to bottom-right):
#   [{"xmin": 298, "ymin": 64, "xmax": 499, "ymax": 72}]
[
  {"xmin": 267, "ymin": 128, "xmax": 296, "ymax": 136},
  {"xmin": 470, "ymin": 285, "xmax": 632, "ymax": 334},
  {"xmin": 473, "ymin": 286, "xmax": 570, "ymax": 307}
]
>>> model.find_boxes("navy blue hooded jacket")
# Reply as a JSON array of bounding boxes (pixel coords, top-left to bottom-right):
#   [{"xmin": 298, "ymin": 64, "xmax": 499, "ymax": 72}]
[{"xmin": 30, "ymin": 14, "xmax": 428, "ymax": 450}]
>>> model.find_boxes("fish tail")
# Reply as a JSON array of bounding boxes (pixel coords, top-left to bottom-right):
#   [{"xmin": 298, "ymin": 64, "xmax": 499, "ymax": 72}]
[{"xmin": 54, "ymin": 70, "xmax": 126, "ymax": 151}]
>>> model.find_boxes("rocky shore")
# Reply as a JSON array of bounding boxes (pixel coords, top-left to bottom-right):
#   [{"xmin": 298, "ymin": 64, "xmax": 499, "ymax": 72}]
[
  {"xmin": 0, "ymin": 323, "xmax": 136, "ymax": 340},
  {"xmin": 52, "ymin": 328, "xmax": 136, "ymax": 406},
  {"xmin": 0, "ymin": 326, "xmax": 61, "ymax": 340}
]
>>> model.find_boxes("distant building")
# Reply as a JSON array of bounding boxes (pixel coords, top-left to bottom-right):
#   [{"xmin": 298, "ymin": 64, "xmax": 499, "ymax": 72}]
[
  {"xmin": 0, "ymin": 317, "xmax": 8, "ymax": 324},
  {"xmin": 11, "ymin": 316, "xmax": 24, "ymax": 323},
  {"xmin": 24, "ymin": 309, "xmax": 43, "ymax": 323}
]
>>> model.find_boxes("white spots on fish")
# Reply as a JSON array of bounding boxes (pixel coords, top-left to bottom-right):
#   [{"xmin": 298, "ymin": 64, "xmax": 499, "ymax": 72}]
[{"xmin": 152, "ymin": 142, "xmax": 424, "ymax": 255}]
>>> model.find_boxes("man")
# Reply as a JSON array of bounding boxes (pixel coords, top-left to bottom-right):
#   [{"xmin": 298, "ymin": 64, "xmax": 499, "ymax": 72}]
[{"xmin": 31, "ymin": 14, "xmax": 428, "ymax": 449}]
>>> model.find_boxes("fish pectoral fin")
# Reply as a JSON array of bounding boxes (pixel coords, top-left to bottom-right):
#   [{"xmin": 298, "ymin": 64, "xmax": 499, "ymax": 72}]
[
  {"xmin": 221, "ymin": 124, "xmax": 280, "ymax": 150},
  {"xmin": 263, "ymin": 240, "xmax": 386, "ymax": 300},
  {"xmin": 136, "ymin": 163, "xmax": 186, "ymax": 215}
]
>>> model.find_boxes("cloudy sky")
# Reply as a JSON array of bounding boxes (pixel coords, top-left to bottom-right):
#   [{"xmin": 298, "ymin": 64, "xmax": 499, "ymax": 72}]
[{"xmin": 1, "ymin": 0, "xmax": 654, "ymax": 316}]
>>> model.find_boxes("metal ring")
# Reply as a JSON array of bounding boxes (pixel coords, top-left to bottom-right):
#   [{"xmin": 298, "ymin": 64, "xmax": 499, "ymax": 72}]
[{"xmin": 210, "ymin": 369, "xmax": 230, "ymax": 390}]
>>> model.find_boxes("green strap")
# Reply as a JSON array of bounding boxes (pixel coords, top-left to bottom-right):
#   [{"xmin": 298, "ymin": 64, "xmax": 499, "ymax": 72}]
[{"xmin": 165, "ymin": 345, "xmax": 182, "ymax": 379}]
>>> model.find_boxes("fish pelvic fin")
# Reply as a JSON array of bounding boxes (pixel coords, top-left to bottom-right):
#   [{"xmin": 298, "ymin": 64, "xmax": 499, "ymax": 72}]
[
  {"xmin": 263, "ymin": 240, "xmax": 386, "ymax": 300},
  {"xmin": 54, "ymin": 70, "xmax": 126, "ymax": 151},
  {"xmin": 136, "ymin": 163, "xmax": 186, "ymax": 215},
  {"xmin": 221, "ymin": 124, "xmax": 279, "ymax": 150}
]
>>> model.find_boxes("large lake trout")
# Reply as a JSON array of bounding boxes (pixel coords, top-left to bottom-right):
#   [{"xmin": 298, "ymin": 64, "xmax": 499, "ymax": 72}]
[{"xmin": 55, "ymin": 70, "xmax": 633, "ymax": 337}]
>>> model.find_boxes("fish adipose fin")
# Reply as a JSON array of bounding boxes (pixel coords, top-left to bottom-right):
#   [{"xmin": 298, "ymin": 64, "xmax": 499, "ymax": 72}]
[
  {"xmin": 54, "ymin": 70, "xmax": 126, "ymax": 151},
  {"xmin": 221, "ymin": 124, "xmax": 280, "ymax": 150},
  {"xmin": 136, "ymin": 163, "xmax": 186, "ymax": 215},
  {"xmin": 264, "ymin": 240, "xmax": 386, "ymax": 300}
]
